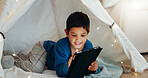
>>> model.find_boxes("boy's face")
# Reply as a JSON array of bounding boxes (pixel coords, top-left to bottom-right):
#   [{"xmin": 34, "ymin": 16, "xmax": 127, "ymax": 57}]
[{"xmin": 65, "ymin": 27, "xmax": 89, "ymax": 50}]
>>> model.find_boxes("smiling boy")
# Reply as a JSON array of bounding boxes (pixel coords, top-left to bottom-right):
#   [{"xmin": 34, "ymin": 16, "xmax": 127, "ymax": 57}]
[{"xmin": 44, "ymin": 11, "xmax": 100, "ymax": 77}]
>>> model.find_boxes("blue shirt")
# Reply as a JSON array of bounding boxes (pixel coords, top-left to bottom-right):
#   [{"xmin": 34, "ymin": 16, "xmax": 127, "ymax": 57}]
[{"xmin": 44, "ymin": 37, "xmax": 99, "ymax": 77}]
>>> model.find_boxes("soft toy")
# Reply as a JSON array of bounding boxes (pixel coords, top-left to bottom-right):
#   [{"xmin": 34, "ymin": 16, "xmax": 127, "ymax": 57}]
[{"xmin": 2, "ymin": 50, "xmax": 15, "ymax": 69}]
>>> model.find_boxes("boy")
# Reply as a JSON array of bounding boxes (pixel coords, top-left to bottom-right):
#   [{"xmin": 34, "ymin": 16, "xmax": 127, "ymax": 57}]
[{"xmin": 44, "ymin": 11, "xmax": 100, "ymax": 77}]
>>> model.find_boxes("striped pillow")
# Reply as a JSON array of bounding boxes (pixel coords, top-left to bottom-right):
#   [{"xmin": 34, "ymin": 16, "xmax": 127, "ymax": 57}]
[{"xmin": 15, "ymin": 41, "xmax": 47, "ymax": 73}]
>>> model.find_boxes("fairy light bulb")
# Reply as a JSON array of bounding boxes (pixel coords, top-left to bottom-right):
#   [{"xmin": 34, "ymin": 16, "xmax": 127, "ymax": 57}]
[
  {"xmin": 16, "ymin": 0, "xmax": 19, "ymax": 2},
  {"xmin": 134, "ymin": 72, "xmax": 138, "ymax": 76},
  {"xmin": 111, "ymin": 44, "xmax": 114, "ymax": 47},
  {"xmin": 27, "ymin": 75, "xmax": 32, "ymax": 78},
  {"xmin": 114, "ymin": 39, "xmax": 117, "ymax": 43},
  {"xmin": 12, "ymin": 53, "xmax": 16, "ymax": 56},
  {"xmin": 97, "ymin": 26, "xmax": 100, "ymax": 30},
  {"xmin": 134, "ymin": 72, "xmax": 138, "ymax": 78},
  {"xmin": 121, "ymin": 61, "xmax": 126, "ymax": 69}
]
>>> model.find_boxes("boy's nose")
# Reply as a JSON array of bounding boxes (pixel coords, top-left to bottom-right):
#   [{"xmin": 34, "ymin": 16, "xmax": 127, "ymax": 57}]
[{"xmin": 76, "ymin": 36, "xmax": 81, "ymax": 41}]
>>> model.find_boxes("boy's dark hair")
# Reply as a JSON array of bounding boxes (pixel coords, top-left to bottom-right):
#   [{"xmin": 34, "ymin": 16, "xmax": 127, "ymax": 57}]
[{"xmin": 66, "ymin": 11, "xmax": 90, "ymax": 34}]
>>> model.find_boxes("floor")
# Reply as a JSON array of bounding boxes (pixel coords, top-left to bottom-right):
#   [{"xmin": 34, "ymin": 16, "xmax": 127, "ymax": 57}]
[{"xmin": 121, "ymin": 53, "xmax": 148, "ymax": 78}]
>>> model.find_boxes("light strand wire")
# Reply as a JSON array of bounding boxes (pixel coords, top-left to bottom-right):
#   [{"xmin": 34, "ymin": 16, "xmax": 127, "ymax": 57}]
[{"xmin": 5, "ymin": 34, "xmax": 33, "ymax": 78}]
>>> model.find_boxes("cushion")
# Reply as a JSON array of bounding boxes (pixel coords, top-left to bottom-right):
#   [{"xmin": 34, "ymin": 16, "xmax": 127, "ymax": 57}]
[
  {"xmin": 19, "ymin": 45, "xmax": 34, "ymax": 55},
  {"xmin": 15, "ymin": 41, "xmax": 47, "ymax": 73},
  {"xmin": 2, "ymin": 55, "xmax": 14, "ymax": 69}
]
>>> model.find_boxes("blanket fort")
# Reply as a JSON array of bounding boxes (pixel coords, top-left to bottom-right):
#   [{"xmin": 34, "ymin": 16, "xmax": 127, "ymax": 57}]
[{"xmin": 0, "ymin": 0, "xmax": 148, "ymax": 78}]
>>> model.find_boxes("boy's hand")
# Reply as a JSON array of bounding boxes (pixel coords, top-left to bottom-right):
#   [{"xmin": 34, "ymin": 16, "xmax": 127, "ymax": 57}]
[
  {"xmin": 88, "ymin": 60, "xmax": 98, "ymax": 71},
  {"xmin": 68, "ymin": 49, "xmax": 79, "ymax": 67}
]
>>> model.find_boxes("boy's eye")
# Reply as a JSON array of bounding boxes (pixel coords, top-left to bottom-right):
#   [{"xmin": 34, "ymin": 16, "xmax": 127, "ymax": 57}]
[
  {"xmin": 72, "ymin": 35, "xmax": 76, "ymax": 37},
  {"xmin": 81, "ymin": 35, "xmax": 85, "ymax": 37}
]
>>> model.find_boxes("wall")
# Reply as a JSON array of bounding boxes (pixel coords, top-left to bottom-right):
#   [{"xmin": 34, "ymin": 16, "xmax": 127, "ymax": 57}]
[{"xmin": 105, "ymin": 0, "xmax": 148, "ymax": 53}]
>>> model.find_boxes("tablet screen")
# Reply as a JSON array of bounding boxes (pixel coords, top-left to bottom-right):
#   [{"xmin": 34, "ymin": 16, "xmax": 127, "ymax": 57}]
[{"xmin": 66, "ymin": 46, "xmax": 102, "ymax": 78}]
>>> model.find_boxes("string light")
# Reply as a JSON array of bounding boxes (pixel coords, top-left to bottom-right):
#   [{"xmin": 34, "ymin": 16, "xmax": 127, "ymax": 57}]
[
  {"xmin": 5, "ymin": 34, "xmax": 33, "ymax": 77},
  {"xmin": 12, "ymin": 53, "xmax": 17, "ymax": 56},
  {"xmin": 134, "ymin": 72, "xmax": 138, "ymax": 78},
  {"xmin": 112, "ymin": 38, "xmax": 132, "ymax": 74},
  {"xmin": 12, "ymin": 53, "xmax": 33, "ymax": 78},
  {"xmin": 121, "ymin": 61, "xmax": 126, "ymax": 70},
  {"xmin": 12, "ymin": 53, "xmax": 32, "ymax": 72},
  {"xmin": 27, "ymin": 75, "xmax": 32, "ymax": 78},
  {"xmin": 121, "ymin": 61, "xmax": 139, "ymax": 77},
  {"xmin": 134, "ymin": 72, "xmax": 138, "ymax": 76},
  {"xmin": 97, "ymin": 26, "xmax": 100, "ymax": 30},
  {"xmin": 120, "ymin": 61, "xmax": 133, "ymax": 74},
  {"xmin": 113, "ymin": 37, "xmax": 133, "ymax": 74},
  {"xmin": 111, "ymin": 38, "xmax": 117, "ymax": 47},
  {"xmin": 114, "ymin": 39, "xmax": 117, "ymax": 43},
  {"xmin": 16, "ymin": 0, "xmax": 19, "ymax": 2},
  {"xmin": 111, "ymin": 39, "xmax": 117, "ymax": 47},
  {"xmin": 112, "ymin": 35, "xmax": 136, "ymax": 75}
]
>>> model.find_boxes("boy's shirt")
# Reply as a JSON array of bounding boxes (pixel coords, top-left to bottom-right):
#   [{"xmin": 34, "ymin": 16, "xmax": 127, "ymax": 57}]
[{"xmin": 44, "ymin": 37, "xmax": 99, "ymax": 77}]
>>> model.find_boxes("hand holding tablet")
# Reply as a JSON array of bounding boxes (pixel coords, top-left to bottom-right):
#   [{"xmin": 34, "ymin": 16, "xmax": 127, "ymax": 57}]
[{"xmin": 66, "ymin": 46, "xmax": 103, "ymax": 78}]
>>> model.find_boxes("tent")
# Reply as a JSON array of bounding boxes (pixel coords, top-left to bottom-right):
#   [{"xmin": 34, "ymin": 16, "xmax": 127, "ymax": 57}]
[{"xmin": 0, "ymin": 0, "xmax": 147, "ymax": 77}]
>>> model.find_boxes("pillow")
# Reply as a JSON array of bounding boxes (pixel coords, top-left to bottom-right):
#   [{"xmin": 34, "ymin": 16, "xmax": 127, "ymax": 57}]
[
  {"xmin": 15, "ymin": 41, "xmax": 47, "ymax": 73},
  {"xmin": 19, "ymin": 45, "xmax": 34, "ymax": 55}
]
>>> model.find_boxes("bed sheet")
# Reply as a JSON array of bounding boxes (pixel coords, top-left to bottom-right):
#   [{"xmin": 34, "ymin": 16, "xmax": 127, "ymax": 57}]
[{"xmin": 4, "ymin": 66, "xmax": 60, "ymax": 78}]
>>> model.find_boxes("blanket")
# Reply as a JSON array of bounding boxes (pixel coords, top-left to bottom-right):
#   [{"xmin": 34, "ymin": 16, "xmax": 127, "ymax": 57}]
[
  {"xmin": 4, "ymin": 57, "xmax": 123, "ymax": 78},
  {"xmin": 84, "ymin": 57, "xmax": 123, "ymax": 78}
]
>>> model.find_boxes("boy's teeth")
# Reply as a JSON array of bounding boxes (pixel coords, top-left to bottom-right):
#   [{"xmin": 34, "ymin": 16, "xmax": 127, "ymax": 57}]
[{"xmin": 75, "ymin": 43, "xmax": 81, "ymax": 45}]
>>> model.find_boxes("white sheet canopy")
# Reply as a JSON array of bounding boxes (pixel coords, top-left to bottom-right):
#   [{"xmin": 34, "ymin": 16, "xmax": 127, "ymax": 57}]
[
  {"xmin": 0, "ymin": 0, "xmax": 148, "ymax": 78},
  {"xmin": 0, "ymin": 0, "xmax": 35, "ymax": 77}
]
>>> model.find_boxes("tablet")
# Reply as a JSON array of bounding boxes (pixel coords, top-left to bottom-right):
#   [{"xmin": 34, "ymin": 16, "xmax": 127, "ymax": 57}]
[{"xmin": 66, "ymin": 46, "xmax": 102, "ymax": 78}]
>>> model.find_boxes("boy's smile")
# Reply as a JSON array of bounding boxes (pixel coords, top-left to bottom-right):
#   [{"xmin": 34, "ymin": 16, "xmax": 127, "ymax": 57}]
[{"xmin": 66, "ymin": 27, "xmax": 88, "ymax": 51}]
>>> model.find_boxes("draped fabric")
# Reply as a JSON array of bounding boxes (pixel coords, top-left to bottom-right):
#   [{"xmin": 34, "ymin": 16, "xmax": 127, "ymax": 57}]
[
  {"xmin": 0, "ymin": 0, "xmax": 35, "ymax": 33},
  {"xmin": 112, "ymin": 24, "xmax": 148, "ymax": 72},
  {"xmin": 0, "ymin": 0, "xmax": 35, "ymax": 77},
  {"xmin": 101, "ymin": 0, "xmax": 120, "ymax": 8},
  {"xmin": 0, "ymin": 0, "xmax": 147, "ymax": 77},
  {"xmin": 0, "ymin": 35, "xmax": 4, "ymax": 78}
]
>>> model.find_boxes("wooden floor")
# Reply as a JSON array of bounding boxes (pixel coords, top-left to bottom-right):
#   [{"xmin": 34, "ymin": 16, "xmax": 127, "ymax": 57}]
[{"xmin": 121, "ymin": 53, "xmax": 148, "ymax": 78}]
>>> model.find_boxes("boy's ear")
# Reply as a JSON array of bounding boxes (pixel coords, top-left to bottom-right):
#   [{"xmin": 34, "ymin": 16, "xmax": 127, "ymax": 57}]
[{"xmin": 65, "ymin": 29, "xmax": 69, "ymax": 37}]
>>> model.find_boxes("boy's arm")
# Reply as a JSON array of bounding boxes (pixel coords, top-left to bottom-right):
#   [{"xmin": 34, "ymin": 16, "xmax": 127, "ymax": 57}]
[
  {"xmin": 55, "ymin": 62, "xmax": 69, "ymax": 77},
  {"xmin": 54, "ymin": 43, "xmax": 70, "ymax": 77}
]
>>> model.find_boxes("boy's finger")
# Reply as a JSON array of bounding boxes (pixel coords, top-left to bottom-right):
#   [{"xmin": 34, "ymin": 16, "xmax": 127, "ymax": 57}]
[
  {"xmin": 88, "ymin": 66, "xmax": 91, "ymax": 70},
  {"xmin": 75, "ymin": 49, "xmax": 79, "ymax": 53}
]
